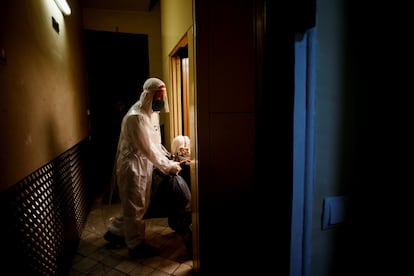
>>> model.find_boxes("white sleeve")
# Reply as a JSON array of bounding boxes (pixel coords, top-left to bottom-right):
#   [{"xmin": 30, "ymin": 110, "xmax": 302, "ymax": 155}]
[{"xmin": 129, "ymin": 114, "xmax": 178, "ymax": 174}]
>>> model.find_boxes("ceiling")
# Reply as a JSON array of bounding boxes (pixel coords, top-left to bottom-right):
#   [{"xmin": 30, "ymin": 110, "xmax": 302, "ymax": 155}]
[{"xmin": 79, "ymin": 0, "xmax": 159, "ymax": 12}]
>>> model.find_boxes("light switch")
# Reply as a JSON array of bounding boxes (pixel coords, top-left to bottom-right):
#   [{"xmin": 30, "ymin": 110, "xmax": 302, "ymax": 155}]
[{"xmin": 322, "ymin": 195, "xmax": 347, "ymax": 230}]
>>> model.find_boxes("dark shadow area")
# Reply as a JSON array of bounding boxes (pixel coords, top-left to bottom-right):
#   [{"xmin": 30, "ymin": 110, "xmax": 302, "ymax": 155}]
[{"xmin": 84, "ymin": 30, "xmax": 150, "ymax": 200}]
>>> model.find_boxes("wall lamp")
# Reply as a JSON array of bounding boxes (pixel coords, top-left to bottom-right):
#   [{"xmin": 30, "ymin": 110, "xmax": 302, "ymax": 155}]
[{"xmin": 54, "ymin": 0, "xmax": 71, "ymax": 16}]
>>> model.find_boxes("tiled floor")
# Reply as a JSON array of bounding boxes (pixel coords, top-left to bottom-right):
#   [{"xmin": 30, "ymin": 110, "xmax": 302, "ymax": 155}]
[{"xmin": 68, "ymin": 196, "xmax": 193, "ymax": 275}]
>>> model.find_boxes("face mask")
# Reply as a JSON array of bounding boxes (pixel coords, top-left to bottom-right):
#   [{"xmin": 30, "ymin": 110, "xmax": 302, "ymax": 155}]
[{"xmin": 152, "ymin": 100, "xmax": 164, "ymax": 111}]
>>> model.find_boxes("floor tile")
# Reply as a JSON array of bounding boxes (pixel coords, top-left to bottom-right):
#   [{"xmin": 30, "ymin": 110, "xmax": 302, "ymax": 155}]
[{"xmin": 69, "ymin": 196, "xmax": 193, "ymax": 275}]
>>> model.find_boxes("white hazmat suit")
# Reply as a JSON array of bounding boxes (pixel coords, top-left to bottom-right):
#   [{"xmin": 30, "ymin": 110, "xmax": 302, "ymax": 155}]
[{"xmin": 106, "ymin": 78, "xmax": 181, "ymax": 252}]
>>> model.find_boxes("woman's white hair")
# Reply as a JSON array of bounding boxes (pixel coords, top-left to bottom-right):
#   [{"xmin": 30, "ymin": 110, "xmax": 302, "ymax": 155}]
[{"xmin": 171, "ymin": 135, "xmax": 191, "ymax": 156}]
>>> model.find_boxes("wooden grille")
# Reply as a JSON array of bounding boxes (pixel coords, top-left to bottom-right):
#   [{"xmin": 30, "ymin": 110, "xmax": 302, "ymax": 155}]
[{"xmin": 0, "ymin": 139, "xmax": 92, "ymax": 275}]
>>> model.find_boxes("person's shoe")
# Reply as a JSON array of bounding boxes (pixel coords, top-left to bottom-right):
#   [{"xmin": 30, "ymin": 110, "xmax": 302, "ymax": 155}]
[
  {"xmin": 103, "ymin": 231, "xmax": 126, "ymax": 248},
  {"xmin": 128, "ymin": 242, "xmax": 159, "ymax": 258}
]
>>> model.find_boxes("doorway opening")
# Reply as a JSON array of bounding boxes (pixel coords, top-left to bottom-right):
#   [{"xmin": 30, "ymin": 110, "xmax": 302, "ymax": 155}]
[{"xmin": 169, "ymin": 34, "xmax": 190, "ymax": 139}]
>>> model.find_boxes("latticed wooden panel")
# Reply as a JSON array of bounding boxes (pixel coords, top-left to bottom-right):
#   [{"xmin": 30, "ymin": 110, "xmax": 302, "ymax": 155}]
[
  {"xmin": 12, "ymin": 164, "xmax": 65, "ymax": 275},
  {"xmin": 0, "ymin": 140, "xmax": 91, "ymax": 275}
]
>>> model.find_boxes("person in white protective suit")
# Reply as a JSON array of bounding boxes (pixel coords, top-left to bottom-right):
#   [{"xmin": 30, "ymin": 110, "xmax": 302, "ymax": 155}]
[{"xmin": 103, "ymin": 77, "xmax": 182, "ymax": 258}]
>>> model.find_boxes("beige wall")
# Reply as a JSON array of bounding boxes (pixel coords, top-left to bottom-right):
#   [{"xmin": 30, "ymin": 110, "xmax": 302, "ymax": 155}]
[{"xmin": 0, "ymin": 0, "xmax": 89, "ymax": 190}]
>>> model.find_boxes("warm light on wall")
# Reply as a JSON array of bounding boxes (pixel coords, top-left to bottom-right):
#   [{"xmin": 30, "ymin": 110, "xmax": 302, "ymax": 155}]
[{"xmin": 54, "ymin": 0, "xmax": 71, "ymax": 16}]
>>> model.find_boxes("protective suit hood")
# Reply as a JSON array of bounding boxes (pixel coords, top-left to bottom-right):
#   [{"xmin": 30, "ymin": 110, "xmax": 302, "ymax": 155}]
[{"xmin": 137, "ymin": 77, "xmax": 170, "ymax": 114}]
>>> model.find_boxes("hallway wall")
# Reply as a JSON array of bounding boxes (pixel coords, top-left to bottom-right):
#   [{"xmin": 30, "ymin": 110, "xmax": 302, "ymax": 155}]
[
  {"xmin": 0, "ymin": 0, "xmax": 89, "ymax": 191},
  {"xmin": 0, "ymin": 1, "xmax": 92, "ymax": 273}
]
